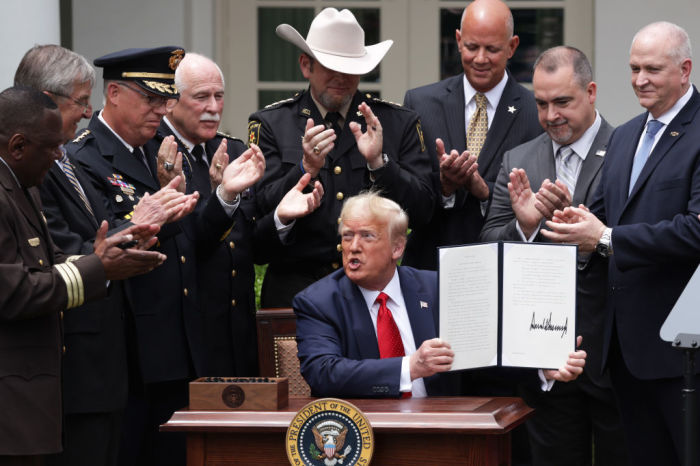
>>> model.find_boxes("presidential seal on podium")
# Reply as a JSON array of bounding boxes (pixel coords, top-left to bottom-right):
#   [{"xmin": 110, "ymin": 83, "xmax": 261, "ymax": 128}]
[{"xmin": 286, "ymin": 398, "xmax": 374, "ymax": 465}]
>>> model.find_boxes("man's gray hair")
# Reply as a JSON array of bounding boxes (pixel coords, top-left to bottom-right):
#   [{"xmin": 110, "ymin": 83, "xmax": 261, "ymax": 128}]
[
  {"xmin": 534, "ymin": 46, "xmax": 593, "ymax": 90},
  {"xmin": 14, "ymin": 44, "xmax": 95, "ymax": 96},
  {"xmin": 339, "ymin": 191, "xmax": 408, "ymax": 242},
  {"xmin": 174, "ymin": 52, "xmax": 225, "ymax": 93},
  {"xmin": 631, "ymin": 21, "xmax": 692, "ymax": 64}
]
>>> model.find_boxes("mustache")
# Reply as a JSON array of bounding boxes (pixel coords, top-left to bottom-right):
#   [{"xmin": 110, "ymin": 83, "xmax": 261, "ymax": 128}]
[
  {"xmin": 546, "ymin": 118, "xmax": 567, "ymax": 127},
  {"xmin": 200, "ymin": 112, "xmax": 220, "ymax": 122}
]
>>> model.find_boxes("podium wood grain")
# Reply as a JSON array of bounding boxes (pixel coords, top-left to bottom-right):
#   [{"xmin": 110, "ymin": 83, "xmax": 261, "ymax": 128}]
[{"xmin": 162, "ymin": 396, "xmax": 533, "ymax": 465}]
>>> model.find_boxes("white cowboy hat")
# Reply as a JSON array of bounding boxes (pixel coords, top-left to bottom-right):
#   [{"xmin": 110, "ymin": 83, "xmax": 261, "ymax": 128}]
[{"xmin": 276, "ymin": 8, "xmax": 393, "ymax": 76}]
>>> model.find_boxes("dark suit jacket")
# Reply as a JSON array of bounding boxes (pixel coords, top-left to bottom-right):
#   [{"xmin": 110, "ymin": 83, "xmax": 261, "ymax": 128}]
[
  {"xmin": 402, "ymin": 72, "xmax": 543, "ymax": 269},
  {"xmin": 481, "ymin": 118, "xmax": 614, "ymax": 386},
  {"xmin": 293, "ymin": 266, "xmax": 450, "ymax": 398},
  {"xmin": 39, "ymin": 161, "xmax": 130, "ymax": 413},
  {"xmin": 590, "ymin": 87, "xmax": 700, "ymax": 380},
  {"xmin": 68, "ymin": 112, "xmax": 228, "ymax": 384},
  {"xmin": 152, "ymin": 122, "xmax": 282, "ymax": 376},
  {"xmin": 0, "ymin": 162, "xmax": 105, "ymax": 455}
]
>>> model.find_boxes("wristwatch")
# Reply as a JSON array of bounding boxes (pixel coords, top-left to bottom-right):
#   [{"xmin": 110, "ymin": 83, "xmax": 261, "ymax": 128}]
[
  {"xmin": 596, "ymin": 227, "xmax": 613, "ymax": 257},
  {"xmin": 368, "ymin": 153, "xmax": 389, "ymax": 182}
]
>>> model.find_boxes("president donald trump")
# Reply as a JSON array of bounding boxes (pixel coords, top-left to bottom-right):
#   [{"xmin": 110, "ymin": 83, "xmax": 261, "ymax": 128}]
[{"xmin": 294, "ymin": 192, "xmax": 586, "ymax": 398}]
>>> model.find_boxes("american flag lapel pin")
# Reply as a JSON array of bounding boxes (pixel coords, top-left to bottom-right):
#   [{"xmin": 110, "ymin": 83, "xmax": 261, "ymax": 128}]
[{"xmin": 420, "ymin": 301, "xmax": 429, "ymax": 309}]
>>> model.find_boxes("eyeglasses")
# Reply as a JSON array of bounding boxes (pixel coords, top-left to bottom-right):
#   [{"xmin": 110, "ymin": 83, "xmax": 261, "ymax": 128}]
[
  {"xmin": 51, "ymin": 91, "xmax": 92, "ymax": 115},
  {"xmin": 117, "ymin": 82, "xmax": 177, "ymax": 109}
]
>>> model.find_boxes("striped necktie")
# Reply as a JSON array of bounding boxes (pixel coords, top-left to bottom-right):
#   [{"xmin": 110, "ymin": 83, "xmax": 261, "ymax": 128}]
[
  {"xmin": 556, "ymin": 145, "xmax": 580, "ymax": 197},
  {"xmin": 59, "ymin": 151, "xmax": 95, "ymax": 219},
  {"xmin": 467, "ymin": 92, "xmax": 488, "ymax": 158}
]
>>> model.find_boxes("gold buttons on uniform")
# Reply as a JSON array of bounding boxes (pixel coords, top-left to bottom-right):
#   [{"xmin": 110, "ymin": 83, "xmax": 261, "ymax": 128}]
[
  {"xmin": 229, "ymin": 241, "xmax": 235, "ymax": 249},
  {"xmin": 336, "ymin": 244, "xmax": 342, "ymax": 252},
  {"xmin": 60, "ymin": 311, "xmax": 64, "ymax": 320},
  {"xmin": 334, "ymin": 166, "xmax": 342, "ymax": 175},
  {"xmin": 231, "ymin": 299, "xmax": 237, "ymax": 307},
  {"xmin": 180, "ymin": 256, "xmax": 186, "ymax": 264},
  {"xmin": 231, "ymin": 269, "xmax": 237, "ymax": 278},
  {"xmin": 336, "ymin": 192, "xmax": 344, "ymax": 201},
  {"xmin": 184, "ymin": 288, "xmax": 189, "ymax": 296},
  {"xmin": 62, "ymin": 345, "xmax": 66, "ymax": 355},
  {"xmin": 331, "ymin": 262, "xmax": 340, "ymax": 269},
  {"xmin": 39, "ymin": 259, "xmax": 44, "ymax": 266}
]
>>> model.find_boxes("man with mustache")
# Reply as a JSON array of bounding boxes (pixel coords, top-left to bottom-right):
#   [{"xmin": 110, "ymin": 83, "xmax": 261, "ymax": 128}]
[
  {"xmin": 248, "ymin": 8, "xmax": 434, "ymax": 308},
  {"xmin": 481, "ymin": 46, "xmax": 625, "ymax": 466},
  {"xmin": 156, "ymin": 52, "xmax": 323, "ymax": 377}
]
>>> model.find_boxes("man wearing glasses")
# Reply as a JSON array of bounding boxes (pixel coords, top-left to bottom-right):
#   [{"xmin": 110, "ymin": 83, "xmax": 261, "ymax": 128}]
[{"xmin": 67, "ymin": 47, "xmax": 263, "ymax": 466}]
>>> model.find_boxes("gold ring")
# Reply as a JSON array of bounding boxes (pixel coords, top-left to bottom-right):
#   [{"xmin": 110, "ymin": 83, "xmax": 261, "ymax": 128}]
[
  {"xmin": 215, "ymin": 163, "xmax": 222, "ymax": 169},
  {"xmin": 313, "ymin": 145, "xmax": 321, "ymax": 155}
]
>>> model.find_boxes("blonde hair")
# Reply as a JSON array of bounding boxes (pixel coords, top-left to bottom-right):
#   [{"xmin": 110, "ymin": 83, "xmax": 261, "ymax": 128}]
[{"xmin": 338, "ymin": 192, "xmax": 408, "ymax": 242}]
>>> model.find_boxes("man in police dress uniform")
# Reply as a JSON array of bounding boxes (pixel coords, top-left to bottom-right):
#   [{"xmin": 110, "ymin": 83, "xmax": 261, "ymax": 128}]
[
  {"xmin": 249, "ymin": 8, "xmax": 435, "ymax": 307},
  {"xmin": 0, "ymin": 86, "xmax": 165, "ymax": 466},
  {"xmin": 155, "ymin": 52, "xmax": 323, "ymax": 377},
  {"xmin": 68, "ymin": 47, "xmax": 265, "ymax": 466}
]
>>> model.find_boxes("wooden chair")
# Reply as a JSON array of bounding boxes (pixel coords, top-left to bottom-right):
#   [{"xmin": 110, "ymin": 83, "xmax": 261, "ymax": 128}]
[{"xmin": 256, "ymin": 308, "xmax": 311, "ymax": 397}]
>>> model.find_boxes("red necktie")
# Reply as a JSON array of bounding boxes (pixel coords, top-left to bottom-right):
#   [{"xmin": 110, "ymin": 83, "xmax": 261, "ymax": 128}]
[
  {"xmin": 376, "ymin": 292, "xmax": 404, "ymax": 358},
  {"xmin": 376, "ymin": 292, "xmax": 411, "ymax": 398}
]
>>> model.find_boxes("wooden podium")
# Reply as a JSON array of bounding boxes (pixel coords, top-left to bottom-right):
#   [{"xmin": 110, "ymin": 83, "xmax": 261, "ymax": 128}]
[{"xmin": 162, "ymin": 396, "xmax": 532, "ymax": 465}]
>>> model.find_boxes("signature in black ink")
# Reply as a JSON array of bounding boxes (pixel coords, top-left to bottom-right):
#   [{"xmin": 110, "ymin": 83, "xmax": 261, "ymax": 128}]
[{"xmin": 529, "ymin": 312, "xmax": 568, "ymax": 339}]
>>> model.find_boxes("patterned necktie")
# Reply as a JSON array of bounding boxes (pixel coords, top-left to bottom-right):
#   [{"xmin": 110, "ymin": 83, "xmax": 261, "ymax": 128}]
[
  {"xmin": 629, "ymin": 119, "xmax": 664, "ymax": 195},
  {"xmin": 133, "ymin": 146, "xmax": 152, "ymax": 178},
  {"xmin": 556, "ymin": 146, "xmax": 580, "ymax": 197},
  {"xmin": 59, "ymin": 151, "xmax": 95, "ymax": 219},
  {"xmin": 467, "ymin": 92, "xmax": 488, "ymax": 158},
  {"xmin": 190, "ymin": 144, "xmax": 213, "ymax": 195}
]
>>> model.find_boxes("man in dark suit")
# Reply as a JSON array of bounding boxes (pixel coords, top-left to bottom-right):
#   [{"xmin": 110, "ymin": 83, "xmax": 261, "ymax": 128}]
[
  {"xmin": 249, "ymin": 7, "xmax": 434, "ymax": 307},
  {"xmin": 402, "ymin": 0, "xmax": 543, "ymax": 270},
  {"xmin": 294, "ymin": 192, "xmax": 587, "ymax": 399},
  {"xmin": 0, "ymin": 86, "xmax": 165, "ymax": 466},
  {"xmin": 14, "ymin": 45, "xmax": 196, "ymax": 466},
  {"xmin": 543, "ymin": 22, "xmax": 700, "ymax": 466},
  {"xmin": 156, "ymin": 52, "xmax": 322, "ymax": 377},
  {"xmin": 481, "ymin": 46, "xmax": 625, "ymax": 466},
  {"xmin": 68, "ymin": 47, "xmax": 266, "ymax": 466}
]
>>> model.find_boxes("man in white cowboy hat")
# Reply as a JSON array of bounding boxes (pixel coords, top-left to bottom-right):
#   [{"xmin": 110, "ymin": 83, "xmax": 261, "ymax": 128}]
[{"xmin": 249, "ymin": 7, "xmax": 435, "ymax": 308}]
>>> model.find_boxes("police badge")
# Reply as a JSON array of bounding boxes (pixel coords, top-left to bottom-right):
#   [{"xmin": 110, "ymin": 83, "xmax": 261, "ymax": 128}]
[{"xmin": 286, "ymin": 398, "xmax": 373, "ymax": 466}]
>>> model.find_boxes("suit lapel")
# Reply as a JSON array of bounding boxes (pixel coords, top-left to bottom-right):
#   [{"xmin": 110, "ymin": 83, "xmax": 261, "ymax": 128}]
[
  {"xmin": 398, "ymin": 267, "xmax": 436, "ymax": 348},
  {"xmin": 441, "ymin": 76, "xmax": 467, "ymax": 153},
  {"xmin": 0, "ymin": 163, "xmax": 46, "ymax": 238},
  {"xmin": 338, "ymin": 274, "xmax": 381, "ymax": 359},
  {"xmin": 49, "ymin": 163, "xmax": 100, "ymax": 228},
  {"xmin": 478, "ymin": 74, "xmax": 522, "ymax": 175},
  {"xmin": 572, "ymin": 119, "xmax": 612, "ymax": 206},
  {"xmin": 90, "ymin": 115, "xmax": 159, "ymax": 190},
  {"xmin": 625, "ymin": 89, "xmax": 700, "ymax": 207}
]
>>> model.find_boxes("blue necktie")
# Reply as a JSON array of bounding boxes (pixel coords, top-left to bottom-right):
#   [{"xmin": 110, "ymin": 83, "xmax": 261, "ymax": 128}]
[{"xmin": 629, "ymin": 120, "xmax": 663, "ymax": 194}]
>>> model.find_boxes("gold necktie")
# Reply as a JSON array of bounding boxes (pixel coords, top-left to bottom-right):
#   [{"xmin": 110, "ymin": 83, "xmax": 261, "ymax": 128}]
[{"xmin": 467, "ymin": 92, "xmax": 488, "ymax": 158}]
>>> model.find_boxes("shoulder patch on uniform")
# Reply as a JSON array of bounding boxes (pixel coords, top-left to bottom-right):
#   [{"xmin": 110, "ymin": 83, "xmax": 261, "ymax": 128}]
[
  {"xmin": 72, "ymin": 129, "xmax": 91, "ymax": 143},
  {"xmin": 247, "ymin": 121, "xmax": 261, "ymax": 147}
]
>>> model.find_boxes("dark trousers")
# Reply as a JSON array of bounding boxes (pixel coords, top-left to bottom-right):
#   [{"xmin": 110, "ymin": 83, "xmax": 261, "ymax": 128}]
[
  {"xmin": 520, "ymin": 370, "xmax": 627, "ymax": 466},
  {"xmin": 47, "ymin": 412, "xmax": 122, "ymax": 466},
  {"xmin": 609, "ymin": 327, "xmax": 700, "ymax": 466},
  {"xmin": 118, "ymin": 379, "xmax": 189, "ymax": 466}
]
